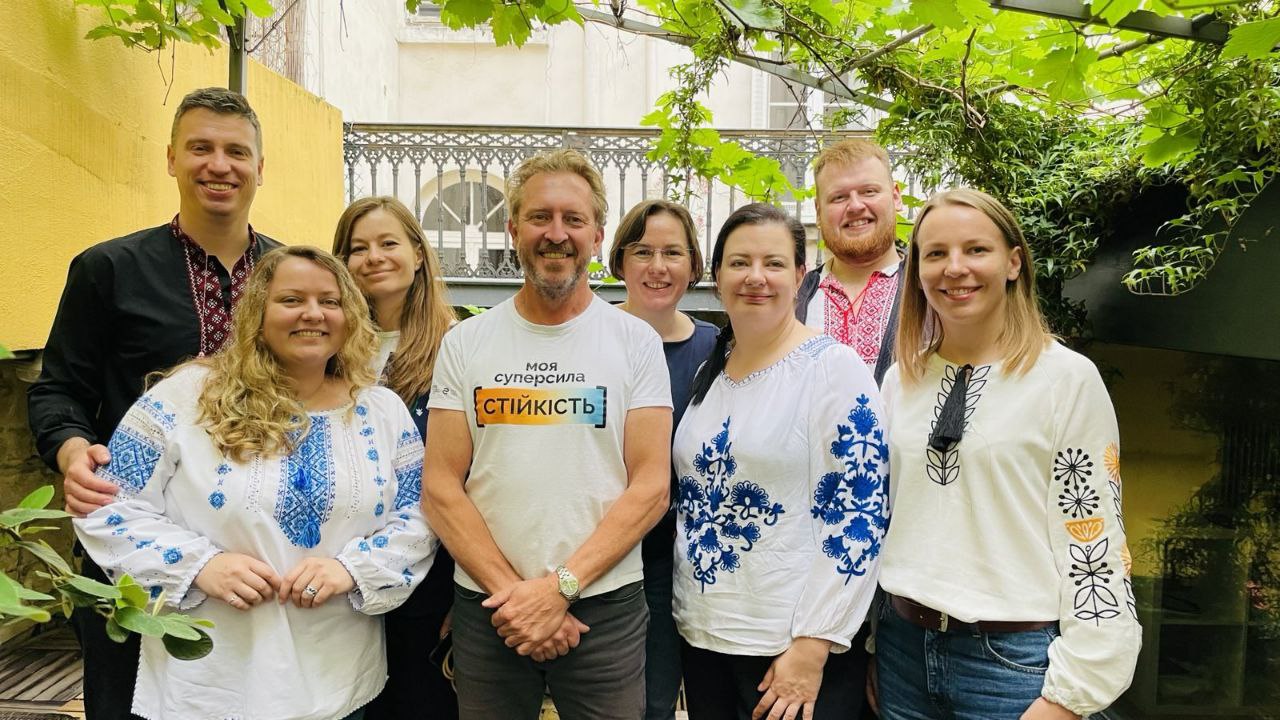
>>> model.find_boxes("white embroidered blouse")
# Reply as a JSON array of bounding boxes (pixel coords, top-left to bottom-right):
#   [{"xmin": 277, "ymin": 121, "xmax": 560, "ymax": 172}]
[
  {"xmin": 879, "ymin": 342, "xmax": 1142, "ymax": 716},
  {"xmin": 73, "ymin": 365, "xmax": 436, "ymax": 720},
  {"xmin": 672, "ymin": 335, "xmax": 889, "ymax": 656}
]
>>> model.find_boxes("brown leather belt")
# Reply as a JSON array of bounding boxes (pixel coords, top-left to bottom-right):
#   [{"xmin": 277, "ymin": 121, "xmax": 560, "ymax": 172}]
[{"xmin": 889, "ymin": 594, "xmax": 1056, "ymax": 634}]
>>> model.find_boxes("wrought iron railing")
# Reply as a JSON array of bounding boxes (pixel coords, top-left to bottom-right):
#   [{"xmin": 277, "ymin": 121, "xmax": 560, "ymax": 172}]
[{"xmin": 343, "ymin": 123, "xmax": 924, "ymax": 280}]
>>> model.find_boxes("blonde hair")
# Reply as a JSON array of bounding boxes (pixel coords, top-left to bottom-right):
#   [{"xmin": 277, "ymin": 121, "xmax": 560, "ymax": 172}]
[
  {"xmin": 332, "ymin": 196, "xmax": 457, "ymax": 404},
  {"xmin": 812, "ymin": 138, "xmax": 892, "ymax": 190},
  {"xmin": 195, "ymin": 246, "xmax": 378, "ymax": 461},
  {"xmin": 895, "ymin": 188, "xmax": 1051, "ymax": 385},
  {"xmin": 506, "ymin": 149, "xmax": 608, "ymax": 227}
]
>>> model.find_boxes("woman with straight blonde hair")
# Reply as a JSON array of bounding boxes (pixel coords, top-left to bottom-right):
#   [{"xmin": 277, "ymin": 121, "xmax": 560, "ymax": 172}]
[
  {"xmin": 75, "ymin": 246, "xmax": 436, "ymax": 720},
  {"xmin": 876, "ymin": 189, "xmax": 1141, "ymax": 719},
  {"xmin": 331, "ymin": 196, "xmax": 459, "ymax": 719}
]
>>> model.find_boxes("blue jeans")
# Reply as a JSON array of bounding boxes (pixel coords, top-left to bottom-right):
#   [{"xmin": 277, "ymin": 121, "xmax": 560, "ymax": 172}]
[
  {"xmin": 876, "ymin": 604, "xmax": 1060, "ymax": 720},
  {"xmin": 451, "ymin": 581, "xmax": 648, "ymax": 720}
]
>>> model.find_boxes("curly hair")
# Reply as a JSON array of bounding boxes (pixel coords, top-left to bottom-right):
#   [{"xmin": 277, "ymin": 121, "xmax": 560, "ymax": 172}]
[{"xmin": 194, "ymin": 246, "xmax": 378, "ymax": 461}]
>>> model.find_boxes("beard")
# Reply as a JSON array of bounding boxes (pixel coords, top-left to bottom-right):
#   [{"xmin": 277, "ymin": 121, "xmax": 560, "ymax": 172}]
[
  {"xmin": 518, "ymin": 240, "xmax": 588, "ymax": 301},
  {"xmin": 823, "ymin": 218, "xmax": 897, "ymax": 266}
]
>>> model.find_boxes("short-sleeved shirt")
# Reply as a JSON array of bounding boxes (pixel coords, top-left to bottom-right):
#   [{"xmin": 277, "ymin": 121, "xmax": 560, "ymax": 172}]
[{"xmin": 430, "ymin": 296, "xmax": 672, "ymax": 598}]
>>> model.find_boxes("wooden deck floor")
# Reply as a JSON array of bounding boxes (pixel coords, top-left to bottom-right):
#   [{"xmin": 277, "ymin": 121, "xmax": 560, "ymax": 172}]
[{"xmin": 0, "ymin": 627, "xmax": 83, "ymax": 720}]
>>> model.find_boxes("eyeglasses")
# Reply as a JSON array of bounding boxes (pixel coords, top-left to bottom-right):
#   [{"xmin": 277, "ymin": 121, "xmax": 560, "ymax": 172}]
[{"xmin": 626, "ymin": 246, "xmax": 691, "ymax": 263}]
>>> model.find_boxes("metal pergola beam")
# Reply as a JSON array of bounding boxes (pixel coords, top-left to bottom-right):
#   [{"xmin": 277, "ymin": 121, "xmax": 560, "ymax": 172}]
[
  {"xmin": 987, "ymin": 0, "xmax": 1230, "ymax": 43},
  {"xmin": 578, "ymin": 8, "xmax": 894, "ymax": 111}
]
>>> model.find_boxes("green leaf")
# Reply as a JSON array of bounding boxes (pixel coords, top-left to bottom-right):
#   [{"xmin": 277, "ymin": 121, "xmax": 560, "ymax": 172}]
[
  {"xmin": 159, "ymin": 615, "xmax": 203, "ymax": 641},
  {"xmin": 0, "ymin": 573, "xmax": 19, "ymax": 606},
  {"xmin": 910, "ymin": 0, "xmax": 965, "ymax": 29},
  {"xmin": 718, "ymin": 0, "xmax": 784, "ymax": 30},
  {"xmin": 1221, "ymin": 17, "xmax": 1280, "ymax": 61},
  {"xmin": 490, "ymin": 4, "xmax": 533, "ymax": 47},
  {"xmin": 0, "ymin": 603, "xmax": 52, "ymax": 622},
  {"xmin": 0, "ymin": 343, "xmax": 13, "ymax": 360},
  {"xmin": 241, "ymin": 0, "xmax": 277, "ymax": 17},
  {"xmin": 0, "ymin": 508, "xmax": 69, "ymax": 528},
  {"xmin": 1029, "ymin": 46, "xmax": 1098, "ymax": 102},
  {"xmin": 63, "ymin": 574, "xmax": 123, "ymax": 600},
  {"xmin": 200, "ymin": 0, "xmax": 238, "ymax": 25},
  {"xmin": 162, "ymin": 627, "xmax": 214, "ymax": 660},
  {"xmin": 1141, "ymin": 126, "xmax": 1200, "ymax": 167},
  {"xmin": 116, "ymin": 575, "xmax": 151, "ymax": 609},
  {"xmin": 115, "ymin": 606, "xmax": 166, "ymax": 637},
  {"xmin": 2, "ymin": 574, "xmax": 55, "ymax": 603},
  {"xmin": 134, "ymin": 0, "xmax": 165, "ymax": 23},
  {"xmin": 105, "ymin": 617, "xmax": 130, "ymax": 644},
  {"xmin": 1093, "ymin": 0, "xmax": 1141, "ymax": 26},
  {"xmin": 439, "ymin": 0, "xmax": 496, "ymax": 28},
  {"xmin": 15, "ymin": 541, "xmax": 73, "ymax": 575},
  {"xmin": 19, "ymin": 486, "xmax": 55, "ymax": 511}
]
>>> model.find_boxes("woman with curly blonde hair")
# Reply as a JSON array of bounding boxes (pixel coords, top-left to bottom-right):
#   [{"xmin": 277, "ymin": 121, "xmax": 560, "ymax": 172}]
[{"xmin": 75, "ymin": 245, "xmax": 437, "ymax": 720}]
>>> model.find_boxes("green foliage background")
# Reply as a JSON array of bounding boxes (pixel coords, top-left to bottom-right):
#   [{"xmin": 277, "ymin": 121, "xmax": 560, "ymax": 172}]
[{"xmin": 78, "ymin": 0, "xmax": 1280, "ymax": 336}]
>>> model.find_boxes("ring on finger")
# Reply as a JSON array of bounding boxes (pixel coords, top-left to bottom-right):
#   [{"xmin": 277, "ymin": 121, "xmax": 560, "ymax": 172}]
[{"xmin": 302, "ymin": 585, "xmax": 319, "ymax": 598}]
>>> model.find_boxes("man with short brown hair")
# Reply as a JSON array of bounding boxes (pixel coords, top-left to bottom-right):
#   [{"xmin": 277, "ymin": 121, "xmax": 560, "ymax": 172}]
[{"xmin": 28, "ymin": 86, "xmax": 279, "ymax": 719}]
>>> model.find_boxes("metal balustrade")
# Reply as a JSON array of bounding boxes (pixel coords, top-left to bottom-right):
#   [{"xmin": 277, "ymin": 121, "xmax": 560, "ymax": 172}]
[{"xmin": 343, "ymin": 122, "xmax": 926, "ymax": 306}]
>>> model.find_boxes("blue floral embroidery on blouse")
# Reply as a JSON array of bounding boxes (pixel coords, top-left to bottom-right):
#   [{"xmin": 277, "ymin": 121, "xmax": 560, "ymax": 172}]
[
  {"xmin": 273, "ymin": 417, "xmax": 336, "ymax": 548},
  {"xmin": 677, "ymin": 417, "xmax": 785, "ymax": 590},
  {"xmin": 811, "ymin": 394, "xmax": 889, "ymax": 582},
  {"xmin": 106, "ymin": 514, "xmax": 124, "ymax": 526},
  {"xmin": 149, "ymin": 586, "xmax": 163, "ymax": 600},
  {"xmin": 137, "ymin": 395, "xmax": 177, "ymax": 431},
  {"xmin": 101, "ymin": 426, "xmax": 164, "ymax": 495},
  {"xmin": 162, "ymin": 548, "xmax": 183, "ymax": 565},
  {"xmin": 359, "ymin": 540, "xmax": 371, "ymax": 552},
  {"xmin": 208, "ymin": 491, "xmax": 226, "ymax": 510},
  {"xmin": 373, "ymin": 536, "xmax": 389, "ymax": 548}
]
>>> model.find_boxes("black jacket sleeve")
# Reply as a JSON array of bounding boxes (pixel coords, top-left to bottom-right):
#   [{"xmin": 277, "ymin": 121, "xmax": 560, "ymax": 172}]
[{"xmin": 27, "ymin": 249, "xmax": 113, "ymax": 472}]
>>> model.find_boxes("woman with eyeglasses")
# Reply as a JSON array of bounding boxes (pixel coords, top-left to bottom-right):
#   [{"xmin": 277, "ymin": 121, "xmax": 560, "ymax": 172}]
[
  {"xmin": 876, "ymin": 189, "xmax": 1141, "ymax": 719},
  {"xmin": 607, "ymin": 199, "xmax": 718, "ymax": 720}
]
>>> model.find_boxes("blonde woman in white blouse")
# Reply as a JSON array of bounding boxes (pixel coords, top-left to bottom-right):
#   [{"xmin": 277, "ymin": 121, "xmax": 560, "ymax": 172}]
[
  {"xmin": 674, "ymin": 203, "xmax": 888, "ymax": 720},
  {"xmin": 877, "ymin": 189, "xmax": 1141, "ymax": 719},
  {"xmin": 75, "ymin": 246, "xmax": 436, "ymax": 720}
]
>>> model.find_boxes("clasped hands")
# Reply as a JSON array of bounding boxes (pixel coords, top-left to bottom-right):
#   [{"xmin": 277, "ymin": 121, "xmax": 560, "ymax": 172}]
[
  {"xmin": 194, "ymin": 553, "xmax": 355, "ymax": 611},
  {"xmin": 483, "ymin": 574, "xmax": 589, "ymax": 662}
]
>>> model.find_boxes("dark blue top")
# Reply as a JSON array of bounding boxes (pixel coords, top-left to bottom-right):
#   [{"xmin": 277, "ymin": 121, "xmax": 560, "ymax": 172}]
[
  {"xmin": 644, "ymin": 317, "xmax": 719, "ymax": 564},
  {"xmin": 666, "ymin": 318, "xmax": 720, "ymax": 432}
]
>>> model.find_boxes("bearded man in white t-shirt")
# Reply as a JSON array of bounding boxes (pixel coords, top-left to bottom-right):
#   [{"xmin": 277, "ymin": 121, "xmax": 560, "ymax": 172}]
[{"xmin": 424, "ymin": 149, "xmax": 673, "ymax": 720}]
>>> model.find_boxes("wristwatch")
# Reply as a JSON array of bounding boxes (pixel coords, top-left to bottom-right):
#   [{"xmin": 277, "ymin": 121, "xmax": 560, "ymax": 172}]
[{"xmin": 554, "ymin": 565, "xmax": 580, "ymax": 603}]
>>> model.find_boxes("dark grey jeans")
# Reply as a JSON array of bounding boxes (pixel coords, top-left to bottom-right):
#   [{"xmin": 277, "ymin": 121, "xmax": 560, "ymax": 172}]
[{"xmin": 452, "ymin": 580, "xmax": 648, "ymax": 720}]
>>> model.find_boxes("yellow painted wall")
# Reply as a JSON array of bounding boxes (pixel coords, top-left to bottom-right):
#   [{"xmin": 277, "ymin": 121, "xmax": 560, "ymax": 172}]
[{"xmin": 0, "ymin": 0, "xmax": 344, "ymax": 351}]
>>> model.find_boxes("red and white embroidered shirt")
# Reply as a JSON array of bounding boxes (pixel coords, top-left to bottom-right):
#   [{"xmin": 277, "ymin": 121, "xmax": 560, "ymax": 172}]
[
  {"xmin": 172, "ymin": 215, "xmax": 260, "ymax": 356},
  {"xmin": 804, "ymin": 258, "xmax": 901, "ymax": 368}
]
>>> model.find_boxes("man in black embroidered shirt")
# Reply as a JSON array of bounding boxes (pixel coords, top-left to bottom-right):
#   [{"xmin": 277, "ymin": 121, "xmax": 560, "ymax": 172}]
[{"xmin": 27, "ymin": 87, "xmax": 281, "ymax": 720}]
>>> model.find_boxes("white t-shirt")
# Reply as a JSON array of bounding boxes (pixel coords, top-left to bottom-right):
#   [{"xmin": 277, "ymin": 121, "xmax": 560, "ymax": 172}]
[
  {"xmin": 429, "ymin": 296, "xmax": 672, "ymax": 598},
  {"xmin": 880, "ymin": 342, "xmax": 1142, "ymax": 716},
  {"xmin": 672, "ymin": 335, "xmax": 887, "ymax": 656},
  {"xmin": 374, "ymin": 330, "xmax": 400, "ymax": 378}
]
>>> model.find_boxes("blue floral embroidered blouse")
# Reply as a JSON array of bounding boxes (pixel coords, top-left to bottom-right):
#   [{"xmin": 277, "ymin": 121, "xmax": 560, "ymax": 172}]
[
  {"xmin": 672, "ymin": 335, "xmax": 889, "ymax": 656},
  {"xmin": 73, "ymin": 365, "xmax": 436, "ymax": 720}
]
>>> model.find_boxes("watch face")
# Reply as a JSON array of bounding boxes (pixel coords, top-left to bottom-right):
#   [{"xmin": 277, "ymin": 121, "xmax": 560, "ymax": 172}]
[{"xmin": 561, "ymin": 575, "xmax": 579, "ymax": 596}]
